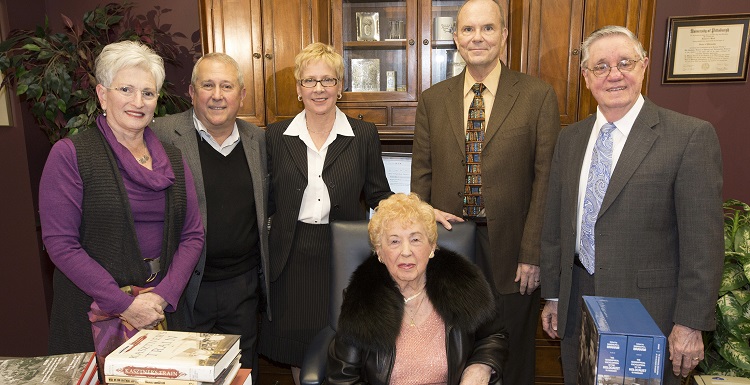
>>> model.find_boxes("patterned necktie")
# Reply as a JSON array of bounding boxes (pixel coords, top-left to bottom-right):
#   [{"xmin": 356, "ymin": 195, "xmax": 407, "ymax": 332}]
[
  {"xmin": 579, "ymin": 122, "xmax": 617, "ymax": 274},
  {"xmin": 464, "ymin": 83, "xmax": 486, "ymax": 218}
]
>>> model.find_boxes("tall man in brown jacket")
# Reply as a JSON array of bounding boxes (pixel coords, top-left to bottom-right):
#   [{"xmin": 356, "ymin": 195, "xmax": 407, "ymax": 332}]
[{"xmin": 411, "ymin": 0, "xmax": 561, "ymax": 383}]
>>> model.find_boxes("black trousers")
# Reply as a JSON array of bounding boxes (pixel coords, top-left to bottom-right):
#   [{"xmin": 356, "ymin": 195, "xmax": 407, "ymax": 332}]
[
  {"xmin": 476, "ymin": 225, "xmax": 541, "ymax": 385},
  {"xmin": 190, "ymin": 268, "xmax": 260, "ymax": 385}
]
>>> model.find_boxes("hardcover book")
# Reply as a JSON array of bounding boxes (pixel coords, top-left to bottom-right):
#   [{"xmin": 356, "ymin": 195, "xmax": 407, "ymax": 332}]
[
  {"xmin": 104, "ymin": 330, "xmax": 240, "ymax": 382},
  {"xmin": 0, "ymin": 352, "xmax": 96, "ymax": 385},
  {"xmin": 105, "ymin": 355, "xmax": 241, "ymax": 385},
  {"xmin": 580, "ymin": 296, "xmax": 666, "ymax": 385}
]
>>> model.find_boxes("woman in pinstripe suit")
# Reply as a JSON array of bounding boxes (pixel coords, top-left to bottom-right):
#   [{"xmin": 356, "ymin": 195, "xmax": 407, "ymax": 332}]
[{"xmin": 258, "ymin": 43, "xmax": 392, "ymax": 384}]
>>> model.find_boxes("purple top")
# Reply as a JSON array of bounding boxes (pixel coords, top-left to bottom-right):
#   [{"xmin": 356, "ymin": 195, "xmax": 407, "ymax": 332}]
[{"xmin": 39, "ymin": 116, "xmax": 204, "ymax": 315}]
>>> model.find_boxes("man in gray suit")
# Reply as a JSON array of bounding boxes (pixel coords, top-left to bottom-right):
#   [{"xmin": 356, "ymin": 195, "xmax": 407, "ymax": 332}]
[
  {"xmin": 411, "ymin": 0, "xmax": 560, "ymax": 383},
  {"xmin": 152, "ymin": 53, "xmax": 269, "ymax": 384},
  {"xmin": 540, "ymin": 26, "xmax": 723, "ymax": 385}
]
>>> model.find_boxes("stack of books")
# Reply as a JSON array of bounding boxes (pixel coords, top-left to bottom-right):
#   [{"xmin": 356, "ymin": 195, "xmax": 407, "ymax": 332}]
[
  {"xmin": 0, "ymin": 351, "xmax": 98, "ymax": 385},
  {"xmin": 579, "ymin": 296, "xmax": 666, "ymax": 385},
  {"xmin": 103, "ymin": 330, "xmax": 247, "ymax": 385}
]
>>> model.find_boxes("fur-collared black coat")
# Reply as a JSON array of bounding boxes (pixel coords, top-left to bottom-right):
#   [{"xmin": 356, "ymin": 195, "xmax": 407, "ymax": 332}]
[{"xmin": 327, "ymin": 248, "xmax": 508, "ymax": 385}]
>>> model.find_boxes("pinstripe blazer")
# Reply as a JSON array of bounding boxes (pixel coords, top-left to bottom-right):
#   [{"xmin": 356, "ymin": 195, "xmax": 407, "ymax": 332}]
[
  {"xmin": 411, "ymin": 62, "xmax": 561, "ymax": 294},
  {"xmin": 151, "ymin": 109, "xmax": 271, "ymax": 322},
  {"xmin": 540, "ymin": 98, "xmax": 724, "ymax": 336},
  {"xmin": 266, "ymin": 113, "xmax": 392, "ymax": 282}
]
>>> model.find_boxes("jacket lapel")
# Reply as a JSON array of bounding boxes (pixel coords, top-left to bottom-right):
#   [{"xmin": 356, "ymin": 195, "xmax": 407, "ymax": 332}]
[
  {"xmin": 598, "ymin": 100, "xmax": 659, "ymax": 217},
  {"xmin": 484, "ymin": 64, "xmax": 520, "ymax": 144},
  {"xmin": 282, "ymin": 133, "xmax": 309, "ymax": 179},
  {"xmin": 445, "ymin": 72, "xmax": 468, "ymax": 154}
]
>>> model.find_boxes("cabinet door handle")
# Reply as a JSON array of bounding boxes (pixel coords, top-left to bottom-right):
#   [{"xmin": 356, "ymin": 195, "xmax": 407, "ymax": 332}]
[
  {"xmin": 357, "ymin": 114, "xmax": 364, "ymax": 119},
  {"xmin": 572, "ymin": 49, "xmax": 580, "ymax": 56},
  {"xmin": 421, "ymin": 39, "xmax": 428, "ymax": 45},
  {"xmin": 265, "ymin": 53, "xmax": 273, "ymax": 59},
  {"xmin": 409, "ymin": 39, "xmax": 415, "ymax": 46},
  {"xmin": 253, "ymin": 53, "xmax": 261, "ymax": 59}
]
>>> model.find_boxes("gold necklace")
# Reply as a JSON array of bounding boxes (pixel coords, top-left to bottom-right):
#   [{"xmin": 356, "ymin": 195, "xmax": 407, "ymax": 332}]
[{"xmin": 405, "ymin": 294, "xmax": 426, "ymax": 327}]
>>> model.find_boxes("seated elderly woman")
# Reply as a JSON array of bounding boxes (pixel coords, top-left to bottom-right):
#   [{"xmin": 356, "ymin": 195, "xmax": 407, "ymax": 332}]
[{"xmin": 327, "ymin": 193, "xmax": 507, "ymax": 385}]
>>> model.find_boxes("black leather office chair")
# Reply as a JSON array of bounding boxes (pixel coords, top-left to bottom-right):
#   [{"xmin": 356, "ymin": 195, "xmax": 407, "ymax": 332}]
[{"xmin": 299, "ymin": 220, "xmax": 477, "ymax": 385}]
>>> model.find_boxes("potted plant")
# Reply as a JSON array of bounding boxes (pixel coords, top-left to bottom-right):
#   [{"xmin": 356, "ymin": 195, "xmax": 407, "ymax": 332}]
[
  {"xmin": 0, "ymin": 2, "xmax": 192, "ymax": 143},
  {"xmin": 699, "ymin": 199, "xmax": 750, "ymax": 376}
]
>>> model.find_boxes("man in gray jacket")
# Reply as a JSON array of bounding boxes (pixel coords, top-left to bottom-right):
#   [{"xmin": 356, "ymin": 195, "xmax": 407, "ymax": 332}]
[{"xmin": 152, "ymin": 53, "xmax": 269, "ymax": 384}]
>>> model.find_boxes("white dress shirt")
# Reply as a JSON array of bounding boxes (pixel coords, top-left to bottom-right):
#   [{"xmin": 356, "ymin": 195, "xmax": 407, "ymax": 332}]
[{"xmin": 283, "ymin": 107, "xmax": 355, "ymax": 224}]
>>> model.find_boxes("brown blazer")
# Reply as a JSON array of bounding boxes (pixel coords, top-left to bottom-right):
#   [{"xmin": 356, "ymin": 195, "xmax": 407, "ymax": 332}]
[
  {"xmin": 411, "ymin": 63, "xmax": 561, "ymax": 294},
  {"xmin": 540, "ymin": 98, "xmax": 724, "ymax": 336}
]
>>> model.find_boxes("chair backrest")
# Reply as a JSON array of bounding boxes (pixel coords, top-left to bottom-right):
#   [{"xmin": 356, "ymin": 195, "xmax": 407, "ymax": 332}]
[{"xmin": 328, "ymin": 220, "xmax": 477, "ymax": 330}]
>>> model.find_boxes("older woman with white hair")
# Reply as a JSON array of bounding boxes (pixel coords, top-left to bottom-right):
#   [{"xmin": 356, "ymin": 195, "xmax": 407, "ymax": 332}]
[{"xmin": 39, "ymin": 40, "xmax": 203, "ymax": 354}]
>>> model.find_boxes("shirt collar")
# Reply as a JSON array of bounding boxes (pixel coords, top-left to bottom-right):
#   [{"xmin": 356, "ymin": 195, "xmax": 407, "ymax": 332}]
[
  {"xmin": 192, "ymin": 111, "xmax": 241, "ymax": 147},
  {"xmin": 594, "ymin": 94, "xmax": 645, "ymax": 136},
  {"xmin": 464, "ymin": 60, "xmax": 502, "ymax": 97},
  {"xmin": 283, "ymin": 107, "xmax": 355, "ymax": 137}
]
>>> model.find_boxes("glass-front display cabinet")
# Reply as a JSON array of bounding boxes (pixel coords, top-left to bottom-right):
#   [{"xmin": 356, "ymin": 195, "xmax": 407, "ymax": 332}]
[{"xmin": 332, "ymin": 0, "xmax": 465, "ymax": 138}]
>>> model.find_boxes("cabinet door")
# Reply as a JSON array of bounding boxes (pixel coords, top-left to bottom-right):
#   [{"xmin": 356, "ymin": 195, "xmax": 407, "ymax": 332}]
[
  {"xmin": 333, "ymin": 0, "xmax": 418, "ymax": 102},
  {"xmin": 508, "ymin": 0, "xmax": 584, "ymax": 126},
  {"xmin": 421, "ymin": 0, "xmax": 463, "ymax": 93},
  {"xmin": 262, "ymin": 0, "xmax": 322, "ymax": 123},
  {"xmin": 199, "ymin": 0, "xmax": 266, "ymax": 126}
]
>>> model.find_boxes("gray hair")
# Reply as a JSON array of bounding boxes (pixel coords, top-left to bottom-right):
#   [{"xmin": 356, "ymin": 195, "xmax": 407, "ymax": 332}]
[
  {"xmin": 456, "ymin": 0, "xmax": 506, "ymax": 30},
  {"xmin": 95, "ymin": 40, "xmax": 165, "ymax": 91},
  {"xmin": 191, "ymin": 52, "xmax": 245, "ymax": 89},
  {"xmin": 581, "ymin": 25, "xmax": 647, "ymax": 67}
]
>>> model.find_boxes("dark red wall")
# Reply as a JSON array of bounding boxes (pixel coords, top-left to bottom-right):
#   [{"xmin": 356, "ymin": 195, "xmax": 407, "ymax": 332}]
[{"xmin": 647, "ymin": 1, "xmax": 750, "ymax": 204}]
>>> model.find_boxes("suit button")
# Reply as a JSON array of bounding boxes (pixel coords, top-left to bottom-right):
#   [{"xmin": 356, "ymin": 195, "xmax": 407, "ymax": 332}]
[
  {"xmin": 457, "ymin": 192, "xmax": 462, "ymax": 197},
  {"xmin": 334, "ymin": 205, "xmax": 340, "ymax": 209},
  {"xmin": 194, "ymin": 270, "xmax": 201, "ymax": 276}
]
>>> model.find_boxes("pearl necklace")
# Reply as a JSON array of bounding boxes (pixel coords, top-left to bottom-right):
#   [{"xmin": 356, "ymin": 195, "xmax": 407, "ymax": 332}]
[{"xmin": 403, "ymin": 290, "xmax": 423, "ymax": 304}]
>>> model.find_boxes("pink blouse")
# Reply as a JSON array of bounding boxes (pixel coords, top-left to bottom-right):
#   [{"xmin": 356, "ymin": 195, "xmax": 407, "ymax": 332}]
[{"xmin": 391, "ymin": 307, "xmax": 448, "ymax": 385}]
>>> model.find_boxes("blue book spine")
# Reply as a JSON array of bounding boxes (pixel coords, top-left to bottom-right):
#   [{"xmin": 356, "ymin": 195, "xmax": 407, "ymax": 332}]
[
  {"xmin": 649, "ymin": 335, "xmax": 666, "ymax": 385},
  {"xmin": 625, "ymin": 336, "xmax": 652, "ymax": 385},
  {"xmin": 597, "ymin": 334, "xmax": 627, "ymax": 385}
]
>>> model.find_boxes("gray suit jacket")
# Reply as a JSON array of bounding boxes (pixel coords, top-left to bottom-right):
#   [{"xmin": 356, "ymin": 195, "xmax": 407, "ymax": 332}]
[
  {"xmin": 411, "ymin": 62, "xmax": 561, "ymax": 294},
  {"xmin": 540, "ymin": 97, "xmax": 724, "ymax": 336},
  {"xmin": 152, "ymin": 109, "xmax": 271, "ymax": 323}
]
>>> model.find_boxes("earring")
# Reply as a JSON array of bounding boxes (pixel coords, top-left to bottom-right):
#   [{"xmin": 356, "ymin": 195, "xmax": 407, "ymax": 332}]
[
  {"xmin": 377, "ymin": 255, "xmax": 383, "ymax": 263},
  {"xmin": 102, "ymin": 110, "xmax": 107, "ymax": 117},
  {"xmin": 297, "ymin": 95, "xmax": 302, "ymax": 102},
  {"xmin": 337, "ymin": 94, "xmax": 342, "ymax": 100},
  {"xmin": 429, "ymin": 250, "xmax": 435, "ymax": 259},
  {"xmin": 152, "ymin": 115, "xmax": 156, "ymax": 123}
]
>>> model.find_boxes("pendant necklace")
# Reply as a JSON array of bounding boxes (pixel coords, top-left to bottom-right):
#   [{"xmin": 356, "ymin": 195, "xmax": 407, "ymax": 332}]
[
  {"xmin": 406, "ymin": 294, "xmax": 426, "ymax": 327},
  {"xmin": 136, "ymin": 154, "xmax": 150, "ymax": 164}
]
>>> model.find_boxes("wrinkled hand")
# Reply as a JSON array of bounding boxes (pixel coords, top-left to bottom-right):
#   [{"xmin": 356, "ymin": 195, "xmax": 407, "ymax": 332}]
[
  {"xmin": 668, "ymin": 324, "xmax": 704, "ymax": 377},
  {"xmin": 541, "ymin": 300, "xmax": 559, "ymax": 339},
  {"xmin": 515, "ymin": 263, "xmax": 540, "ymax": 294},
  {"xmin": 434, "ymin": 208, "xmax": 464, "ymax": 230},
  {"xmin": 459, "ymin": 363, "xmax": 492, "ymax": 385},
  {"xmin": 120, "ymin": 293, "xmax": 166, "ymax": 330}
]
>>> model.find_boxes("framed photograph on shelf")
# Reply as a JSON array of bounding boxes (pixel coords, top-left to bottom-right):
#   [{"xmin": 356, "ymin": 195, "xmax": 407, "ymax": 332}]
[
  {"xmin": 351, "ymin": 58, "xmax": 380, "ymax": 92},
  {"xmin": 356, "ymin": 12, "xmax": 380, "ymax": 41},
  {"xmin": 663, "ymin": 14, "xmax": 750, "ymax": 83}
]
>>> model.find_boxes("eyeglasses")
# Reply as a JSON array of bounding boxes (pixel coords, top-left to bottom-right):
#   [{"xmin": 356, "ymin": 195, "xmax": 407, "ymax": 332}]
[
  {"xmin": 585, "ymin": 58, "xmax": 643, "ymax": 77},
  {"xmin": 299, "ymin": 78, "xmax": 338, "ymax": 88},
  {"xmin": 198, "ymin": 83, "xmax": 238, "ymax": 93},
  {"xmin": 106, "ymin": 86, "xmax": 158, "ymax": 101}
]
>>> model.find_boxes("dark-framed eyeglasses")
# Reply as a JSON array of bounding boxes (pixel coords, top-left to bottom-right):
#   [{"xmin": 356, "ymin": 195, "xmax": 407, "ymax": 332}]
[
  {"xmin": 585, "ymin": 58, "xmax": 643, "ymax": 77},
  {"xmin": 299, "ymin": 78, "xmax": 338, "ymax": 88},
  {"xmin": 106, "ymin": 86, "xmax": 158, "ymax": 101}
]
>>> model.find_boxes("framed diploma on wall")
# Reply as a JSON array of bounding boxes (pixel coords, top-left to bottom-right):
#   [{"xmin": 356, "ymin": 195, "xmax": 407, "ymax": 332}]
[{"xmin": 663, "ymin": 14, "xmax": 750, "ymax": 83}]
